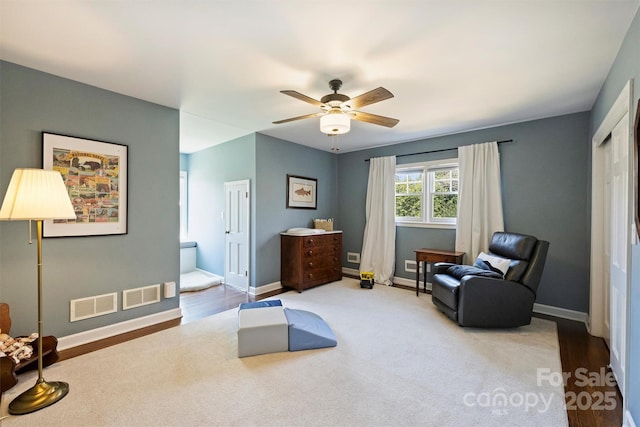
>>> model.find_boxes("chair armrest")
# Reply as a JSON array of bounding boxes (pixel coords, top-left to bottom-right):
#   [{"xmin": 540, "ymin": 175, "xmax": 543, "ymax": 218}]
[
  {"xmin": 433, "ymin": 262, "xmax": 456, "ymax": 274},
  {"xmin": 457, "ymin": 276, "xmax": 537, "ymax": 327}
]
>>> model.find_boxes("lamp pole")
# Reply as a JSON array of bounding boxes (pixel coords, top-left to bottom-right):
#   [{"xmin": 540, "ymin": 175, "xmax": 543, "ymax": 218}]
[{"xmin": 8, "ymin": 220, "xmax": 69, "ymax": 415}]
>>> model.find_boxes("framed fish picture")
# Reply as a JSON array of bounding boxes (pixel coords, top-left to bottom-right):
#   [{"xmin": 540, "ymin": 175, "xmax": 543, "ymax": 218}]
[{"xmin": 286, "ymin": 174, "xmax": 317, "ymax": 209}]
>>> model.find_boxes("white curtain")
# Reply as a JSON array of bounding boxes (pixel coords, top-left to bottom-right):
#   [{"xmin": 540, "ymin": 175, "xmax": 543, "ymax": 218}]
[
  {"xmin": 360, "ymin": 155, "xmax": 396, "ymax": 285},
  {"xmin": 455, "ymin": 142, "xmax": 504, "ymax": 264}
]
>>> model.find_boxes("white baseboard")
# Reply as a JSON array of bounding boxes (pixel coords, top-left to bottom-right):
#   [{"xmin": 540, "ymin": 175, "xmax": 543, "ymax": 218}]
[
  {"xmin": 57, "ymin": 307, "xmax": 182, "ymax": 351},
  {"xmin": 346, "ymin": 267, "xmax": 590, "ymax": 323},
  {"xmin": 533, "ymin": 302, "xmax": 588, "ymax": 324},
  {"xmin": 250, "ymin": 281, "xmax": 283, "ymax": 296},
  {"xmin": 342, "ymin": 267, "xmax": 359, "ymax": 277},
  {"xmin": 342, "ymin": 268, "xmax": 429, "ymax": 290},
  {"xmin": 393, "ymin": 275, "xmax": 430, "ymax": 291},
  {"xmin": 624, "ymin": 410, "xmax": 637, "ymax": 427}
]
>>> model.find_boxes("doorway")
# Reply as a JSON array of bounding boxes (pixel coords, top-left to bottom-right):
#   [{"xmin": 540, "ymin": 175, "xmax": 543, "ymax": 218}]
[
  {"xmin": 224, "ymin": 179, "xmax": 250, "ymax": 294},
  {"xmin": 590, "ymin": 80, "xmax": 633, "ymax": 401}
]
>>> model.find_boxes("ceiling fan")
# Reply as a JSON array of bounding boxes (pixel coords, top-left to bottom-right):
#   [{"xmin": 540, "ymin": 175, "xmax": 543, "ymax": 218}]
[{"xmin": 273, "ymin": 79, "xmax": 399, "ymax": 135}]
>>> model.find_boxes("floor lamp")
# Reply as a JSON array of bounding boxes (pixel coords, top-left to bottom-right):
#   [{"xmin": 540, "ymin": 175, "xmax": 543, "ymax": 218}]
[{"xmin": 0, "ymin": 168, "xmax": 76, "ymax": 415}]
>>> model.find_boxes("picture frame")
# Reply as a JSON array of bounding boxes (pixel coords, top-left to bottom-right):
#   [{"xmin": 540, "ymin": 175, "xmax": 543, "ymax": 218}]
[
  {"xmin": 43, "ymin": 132, "xmax": 128, "ymax": 237},
  {"xmin": 634, "ymin": 99, "xmax": 640, "ymax": 238},
  {"xmin": 286, "ymin": 174, "xmax": 317, "ymax": 209}
]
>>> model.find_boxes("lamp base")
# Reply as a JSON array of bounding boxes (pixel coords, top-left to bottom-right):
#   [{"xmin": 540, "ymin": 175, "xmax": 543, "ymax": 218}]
[{"xmin": 8, "ymin": 379, "xmax": 69, "ymax": 415}]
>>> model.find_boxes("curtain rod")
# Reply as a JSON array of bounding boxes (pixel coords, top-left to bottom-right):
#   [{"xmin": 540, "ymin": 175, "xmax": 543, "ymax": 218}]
[{"xmin": 364, "ymin": 139, "xmax": 513, "ymax": 162}]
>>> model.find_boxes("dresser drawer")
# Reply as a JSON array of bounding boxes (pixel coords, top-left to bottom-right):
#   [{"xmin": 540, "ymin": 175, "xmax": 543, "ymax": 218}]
[
  {"xmin": 303, "ymin": 244, "xmax": 340, "ymax": 258},
  {"xmin": 302, "ymin": 254, "xmax": 340, "ymax": 270},
  {"xmin": 302, "ymin": 233, "xmax": 341, "ymax": 248}
]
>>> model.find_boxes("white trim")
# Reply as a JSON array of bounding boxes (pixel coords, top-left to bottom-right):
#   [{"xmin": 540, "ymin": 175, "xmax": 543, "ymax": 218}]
[
  {"xmin": 392, "ymin": 274, "xmax": 432, "ymax": 291},
  {"xmin": 361, "ymin": 266, "xmax": 591, "ymax": 324},
  {"xmin": 57, "ymin": 307, "xmax": 182, "ymax": 351},
  {"xmin": 624, "ymin": 410, "xmax": 637, "ymax": 427},
  {"xmin": 396, "ymin": 221, "xmax": 456, "ymax": 230},
  {"xmin": 342, "ymin": 266, "xmax": 359, "ymax": 277},
  {"xmin": 590, "ymin": 80, "xmax": 633, "ymax": 337},
  {"xmin": 589, "ymin": 80, "xmax": 633, "ymax": 409},
  {"xmin": 249, "ymin": 281, "xmax": 283, "ymax": 296},
  {"xmin": 593, "ymin": 81, "xmax": 632, "ymax": 146},
  {"xmin": 532, "ymin": 303, "xmax": 588, "ymax": 324}
]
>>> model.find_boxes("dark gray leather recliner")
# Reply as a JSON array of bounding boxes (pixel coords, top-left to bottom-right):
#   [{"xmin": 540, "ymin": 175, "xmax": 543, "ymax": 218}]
[{"xmin": 431, "ymin": 232, "xmax": 550, "ymax": 328}]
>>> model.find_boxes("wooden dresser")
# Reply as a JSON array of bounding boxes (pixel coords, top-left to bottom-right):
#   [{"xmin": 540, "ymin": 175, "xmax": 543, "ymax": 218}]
[{"xmin": 280, "ymin": 231, "xmax": 343, "ymax": 292}]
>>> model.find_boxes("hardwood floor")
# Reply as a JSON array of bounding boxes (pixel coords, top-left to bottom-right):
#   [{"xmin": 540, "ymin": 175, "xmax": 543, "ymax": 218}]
[
  {"xmin": 552, "ymin": 316, "xmax": 623, "ymax": 426},
  {"xmin": 179, "ymin": 283, "xmax": 254, "ymax": 324},
  {"xmin": 57, "ymin": 282, "xmax": 621, "ymax": 427}
]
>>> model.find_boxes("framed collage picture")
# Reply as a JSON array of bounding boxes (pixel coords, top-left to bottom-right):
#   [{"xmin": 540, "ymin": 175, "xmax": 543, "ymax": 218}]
[{"xmin": 43, "ymin": 132, "xmax": 128, "ymax": 237}]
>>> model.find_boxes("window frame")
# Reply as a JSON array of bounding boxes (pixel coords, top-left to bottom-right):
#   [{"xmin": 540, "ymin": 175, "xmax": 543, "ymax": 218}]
[{"xmin": 395, "ymin": 158, "xmax": 459, "ymax": 229}]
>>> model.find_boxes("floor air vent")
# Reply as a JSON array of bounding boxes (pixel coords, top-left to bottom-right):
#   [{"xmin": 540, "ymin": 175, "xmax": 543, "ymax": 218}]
[
  {"xmin": 123, "ymin": 284, "xmax": 161, "ymax": 310},
  {"xmin": 70, "ymin": 293, "xmax": 118, "ymax": 322}
]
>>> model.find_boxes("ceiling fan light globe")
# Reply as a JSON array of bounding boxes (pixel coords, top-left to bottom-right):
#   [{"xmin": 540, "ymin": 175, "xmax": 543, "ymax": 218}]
[{"xmin": 320, "ymin": 113, "xmax": 350, "ymax": 135}]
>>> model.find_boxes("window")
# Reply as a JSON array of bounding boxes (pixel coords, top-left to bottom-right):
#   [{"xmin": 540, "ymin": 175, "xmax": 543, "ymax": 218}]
[
  {"xmin": 395, "ymin": 159, "xmax": 458, "ymax": 228},
  {"xmin": 179, "ymin": 171, "xmax": 188, "ymax": 241}
]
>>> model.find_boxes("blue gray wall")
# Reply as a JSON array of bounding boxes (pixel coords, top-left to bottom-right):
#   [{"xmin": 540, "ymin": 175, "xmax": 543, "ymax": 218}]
[
  {"xmin": 184, "ymin": 133, "xmax": 338, "ymax": 288},
  {"xmin": 255, "ymin": 134, "xmax": 338, "ymax": 286},
  {"xmin": 337, "ymin": 112, "xmax": 590, "ymax": 313},
  {"xmin": 590, "ymin": 7, "xmax": 640, "ymax": 422},
  {"xmin": 0, "ymin": 61, "xmax": 180, "ymax": 337},
  {"xmin": 187, "ymin": 134, "xmax": 256, "ymax": 279}
]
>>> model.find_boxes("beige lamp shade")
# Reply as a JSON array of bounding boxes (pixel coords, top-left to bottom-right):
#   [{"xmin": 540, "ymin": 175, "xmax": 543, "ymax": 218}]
[{"xmin": 0, "ymin": 168, "xmax": 76, "ymax": 221}]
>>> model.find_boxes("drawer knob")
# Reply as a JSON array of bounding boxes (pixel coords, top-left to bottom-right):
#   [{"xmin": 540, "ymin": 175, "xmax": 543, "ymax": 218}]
[
  {"xmin": 308, "ymin": 262, "xmax": 314, "ymax": 268},
  {"xmin": 308, "ymin": 250, "xmax": 313, "ymax": 256},
  {"xmin": 308, "ymin": 239, "xmax": 313, "ymax": 244}
]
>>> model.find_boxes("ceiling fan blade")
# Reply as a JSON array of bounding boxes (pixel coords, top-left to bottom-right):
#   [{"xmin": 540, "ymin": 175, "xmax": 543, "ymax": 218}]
[
  {"xmin": 273, "ymin": 112, "xmax": 325, "ymax": 125},
  {"xmin": 351, "ymin": 111, "xmax": 399, "ymax": 128},
  {"xmin": 342, "ymin": 87, "xmax": 394, "ymax": 110},
  {"xmin": 280, "ymin": 90, "xmax": 325, "ymax": 107}
]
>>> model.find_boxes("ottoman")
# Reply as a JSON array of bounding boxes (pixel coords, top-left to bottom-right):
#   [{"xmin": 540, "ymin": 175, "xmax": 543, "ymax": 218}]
[{"xmin": 237, "ymin": 303, "xmax": 288, "ymax": 358}]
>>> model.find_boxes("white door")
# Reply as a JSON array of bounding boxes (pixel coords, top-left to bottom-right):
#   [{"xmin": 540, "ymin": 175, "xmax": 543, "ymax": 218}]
[
  {"xmin": 609, "ymin": 112, "xmax": 629, "ymax": 396},
  {"xmin": 224, "ymin": 180, "xmax": 250, "ymax": 292}
]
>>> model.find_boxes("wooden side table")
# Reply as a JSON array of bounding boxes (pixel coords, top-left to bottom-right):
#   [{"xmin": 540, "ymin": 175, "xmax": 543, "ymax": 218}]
[{"xmin": 414, "ymin": 248, "xmax": 465, "ymax": 296}]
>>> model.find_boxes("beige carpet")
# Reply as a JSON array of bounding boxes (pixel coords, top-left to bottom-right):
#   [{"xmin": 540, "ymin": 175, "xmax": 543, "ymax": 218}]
[{"xmin": 0, "ymin": 278, "xmax": 567, "ymax": 426}]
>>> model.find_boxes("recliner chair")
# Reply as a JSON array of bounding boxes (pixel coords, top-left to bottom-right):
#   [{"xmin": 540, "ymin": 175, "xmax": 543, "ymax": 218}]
[{"xmin": 431, "ymin": 232, "xmax": 549, "ymax": 328}]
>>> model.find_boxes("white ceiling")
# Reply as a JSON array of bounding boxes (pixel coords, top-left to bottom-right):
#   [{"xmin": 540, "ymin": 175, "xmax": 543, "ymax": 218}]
[{"xmin": 2, "ymin": 1, "xmax": 639, "ymax": 154}]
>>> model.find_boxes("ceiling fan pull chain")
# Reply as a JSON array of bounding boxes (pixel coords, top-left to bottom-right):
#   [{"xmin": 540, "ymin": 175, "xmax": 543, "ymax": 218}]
[{"xmin": 330, "ymin": 134, "xmax": 340, "ymax": 152}]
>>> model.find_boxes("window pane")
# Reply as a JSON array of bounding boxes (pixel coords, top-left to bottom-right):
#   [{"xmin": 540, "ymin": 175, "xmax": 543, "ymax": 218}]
[
  {"xmin": 433, "ymin": 194, "xmax": 457, "ymax": 218},
  {"xmin": 395, "ymin": 182, "xmax": 407, "ymax": 194},
  {"xmin": 452, "ymin": 180, "xmax": 459, "ymax": 192},
  {"xmin": 434, "ymin": 180, "xmax": 450, "ymax": 192},
  {"xmin": 396, "ymin": 195, "xmax": 421, "ymax": 218},
  {"xmin": 434, "ymin": 170, "xmax": 450, "ymax": 180},
  {"xmin": 407, "ymin": 182, "xmax": 422, "ymax": 193}
]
